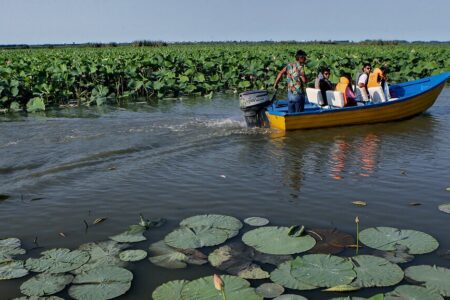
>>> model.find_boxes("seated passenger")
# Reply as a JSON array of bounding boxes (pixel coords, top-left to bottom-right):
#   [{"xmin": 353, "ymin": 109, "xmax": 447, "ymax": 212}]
[
  {"xmin": 336, "ymin": 73, "xmax": 357, "ymax": 107},
  {"xmin": 368, "ymin": 66, "xmax": 390, "ymax": 99},
  {"xmin": 355, "ymin": 63, "xmax": 372, "ymax": 100},
  {"xmin": 314, "ymin": 66, "xmax": 324, "ymax": 89},
  {"xmin": 318, "ymin": 67, "xmax": 334, "ymax": 106}
]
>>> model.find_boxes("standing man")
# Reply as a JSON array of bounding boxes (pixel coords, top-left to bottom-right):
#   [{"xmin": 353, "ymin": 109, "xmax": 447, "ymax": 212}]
[{"xmin": 274, "ymin": 50, "xmax": 308, "ymax": 113}]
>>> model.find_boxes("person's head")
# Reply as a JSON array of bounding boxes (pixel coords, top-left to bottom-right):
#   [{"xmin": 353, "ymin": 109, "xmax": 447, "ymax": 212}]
[
  {"xmin": 295, "ymin": 50, "xmax": 307, "ymax": 64},
  {"xmin": 380, "ymin": 65, "xmax": 388, "ymax": 74},
  {"xmin": 362, "ymin": 63, "xmax": 372, "ymax": 74},
  {"xmin": 322, "ymin": 67, "xmax": 331, "ymax": 78}
]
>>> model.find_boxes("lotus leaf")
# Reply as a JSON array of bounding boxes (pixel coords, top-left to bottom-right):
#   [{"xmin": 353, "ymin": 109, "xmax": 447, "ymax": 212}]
[
  {"xmin": 359, "ymin": 227, "xmax": 439, "ymax": 254},
  {"xmin": 291, "ymin": 254, "xmax": 356, "ymax": 288},
  {"xmin": 109, "ymin": 224, "xmax": 147, "ymax": 243},
  {"xmin": 0, "ymin": 260, "xmax": 29, "ymax": 280},
  {"xmin": 181, "ymin": 275, "xmax": 262, "ymax": 300},
  {"xmin": 351, "ymin": 255, "xmax": 403, "ymax": 287},
  {"xmin": 69, "ymin": 266, "xmax": 133, "ymax": 300},
  {"xmin": 208, "ymin": 242, "xmax": 289, "ymax": 279},
  {"xmin": 20, "ymin": 273, "xmax": 73, "ymax": 296},
  {"xmin": 74, "ymin": 241, "xmax": 128, "ymax": 274},
  {"xmin": 273, "ymin": 295, "xmax": 308, "ymax": 300},
  {"xmin": 152, "ymin": 280, "xmax": 188, "ymax": 300},
  {"xmin": 308, "ymin": 228, "xmax": 355, "ymax": 254},
  {"xmin": 165, "ymin": 214, "xmax": 242, "ymax": 249},
  {"xmin": 438, "ymin": 204, "xmax": 450, "ymax": 214},
  {"xmin": 384, "ymin": 285, "xmax": 444, "ymax": 300},
  {"xmin": 256, "ymin": 283, "xmax": 284, "ymax": 298},
  {"xmin": 242, "ymin": 227, "xmax": 316, "ymax": 255},
  {"xmin": 13, "ymin": 297, "xmax": 65, "ymax": 300},
  {"xmin": 119, "ymin": 249, "xmax": 147, "ymax": 262},
  {"xmin": 148, "ymin": 240, "xmax": 207, "ymax": 269},
  {"xmin": 373, "ymin": 244, "xmax": 414, "ymax": 264},
  {"xmin": 330, "ymin": 296, "xmax": 383, "ymax": 300},
  {"xmin": 270, "ymin": 260, "xmax": 317, "ymax": 291},
  {"xmin": 0, "ymin": 237, "xmax": 26, "ymax": 263},
  {"xmin": 405, "ymin": 265, "xmax": 450, "ymax": 296},
  {"xmin": 244, "ymin": 217, "xmax": 269, "ymax": 227},
  {"xmin": 25, "ymin": 248, "xmax": 90, "ymax": 274}
]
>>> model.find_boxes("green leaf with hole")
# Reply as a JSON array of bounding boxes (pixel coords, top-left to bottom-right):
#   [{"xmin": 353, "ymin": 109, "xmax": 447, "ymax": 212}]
[
  {"xmin": 20, "ymin": 273, "xmax": 73, "ymax": 296},
  {"xmin": 152, "ymin": 280, "xmax": 187, "ymax": 300},
  {"xmin": 359, "ymin": 227, "xmax": 439, "ymax": 254},
  {"xmin": 110, "ymin": 224, "xmax": 147, "ymax": 243},
  {"xmin": 74, "ymin": 241, "xmax": 128, "ymax": 274},
  {"xmin": 351, "ymin": 255, "xmax": 403, "ymax": 287},
  {"xmin": 0, "ymin": 237, "xmax": 26, "ymax": 263},
  {"xmin": 119, "ymin": 249, "xmax": 147, "ymax": 262},
  {"xmin": 0, "ymin": 260, "xmax": 29, "ymax": 280},
  {"xmin": 405, "ymin": 265, "xmax": 450, "ymax": 297},
  {"xmin": 25, "ymin": 248, "xmax": 90, "ymax": 274},
  {"xmin": 270, "ymin": 259, "xmax": 317, "ymax": 291},
  {"xmin": 242, "ymin": 226, "xmax": 316, "ymax": 255},
  {"xmin": 68, "ymin": 266, "xmax": 133, "ymax": 300}
]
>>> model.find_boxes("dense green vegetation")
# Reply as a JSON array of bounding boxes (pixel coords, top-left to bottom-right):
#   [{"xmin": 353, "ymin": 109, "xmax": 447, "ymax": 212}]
[{"xmin": 0, "ymin": 44, "xmax": 449, "ymax": 111}]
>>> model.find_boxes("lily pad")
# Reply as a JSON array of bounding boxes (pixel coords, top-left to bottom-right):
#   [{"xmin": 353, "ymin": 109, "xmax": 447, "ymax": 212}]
[
  {"xmin": 256, "ymin": 283, "xmax": 284, "ymax": 298},
  {"xmin": 244, "ymin": 217, "xmax": 269, "ymax": 227},
  {"xmin": 13, "ymin": 297, "xmax": 65, "ymax": 300},
  {"xmin": 110, "ymin": 224, "xmax": 147, "ymax": 243},
  {"xmin": 119, "ymin": 249, "xmax": 147, "ymax": 262},
  {"xmin": 308, "ymin": 228, "xmax": 355, "ymax": 254},
  {"xmin": 359, "ymin": 227, "xmax": 439, "ymax": 254},
  {"xmin": 438, "ymin": 204, "xmax": 450, "ymax": 214},
  {"xmin": 165, "ymin": 214, "xmax": 242, "ymax": 249},
  {"xmin": 274, "ymin": 295, "xmax": 308, "ymax": 300},
  {"xmin": 20, "ymin": 273, "xmax": 73, "ymax": 296},
  {"xmin": 148, "ymin": 240, "xmax": 207, "ymax": 269},
  {"xmin": 74, "ymin": 241, "xmax": 128, "ymax": 274},
  {"xmin": 242, "ymin": 226, "xmax": 316, "ymax": 255},
  {"xmin": 330, "ymin": 296, "xmax": 383, "ymax": 300},
  {"xmin": 0, "ymin": 260, "xmax": 29, "ymax": 280},
  {"xmin": 181, "ymin": 275, "xmax": 262, "ymax": 300},
  {"xmin": 385, "ymin": 285, "xmax": 444, "ymax": 300},
  {"xmin": 0, "ymin": 237, "xmax": 26, "ymax": 263},
  {"xmin": 291, "ymin": 254, "xmax": 356, "ymax": 288},
  {"xmin": 68, "ymin": 266, "xmax": 133, "ymax": 300},
  {"xmin": 351, "ymin": 255, "xmax": 404, "ymax": 287},
  {"xmin": 25, "ymin": 248, "xmax": 90, "ymax": 274},
  {"xmin": 270, "ymin": 259, "xmax": 318, "ymax": 291},
  {"xmin": 152, "ymin": 280, "xmax": 187, "ymax": 300},
  {"xmin": 405, "ymin": 265, "xmax": 450, "ymax": 297},
  {"xmin": 372, "ymin": 244, "xmax": 415, "ymax": 264},
  {"xmin": 208, "ymin": 242, "xmax": 290, "ymax": 279}
]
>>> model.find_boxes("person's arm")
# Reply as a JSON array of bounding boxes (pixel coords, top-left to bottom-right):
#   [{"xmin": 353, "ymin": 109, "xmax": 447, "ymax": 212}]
[
  {"xmin": 274, "ymin": 67, "xmax": 287, "ymax": 89},
  {"xmin": 358, "ymin": 74, "xmax": 367, "ymax": 88}
]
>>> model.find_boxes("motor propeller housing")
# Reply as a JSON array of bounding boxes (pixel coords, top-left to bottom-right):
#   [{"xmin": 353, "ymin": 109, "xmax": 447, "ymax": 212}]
[{"xmin": 239, "ymin": 90, "xmax": 271, "ymax": 128}]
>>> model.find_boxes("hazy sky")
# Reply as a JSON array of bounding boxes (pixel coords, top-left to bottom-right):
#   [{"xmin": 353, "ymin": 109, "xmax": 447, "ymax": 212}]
[{"xmin": 1, "ymin": 0, "xmax": 449, "ymax": 44}]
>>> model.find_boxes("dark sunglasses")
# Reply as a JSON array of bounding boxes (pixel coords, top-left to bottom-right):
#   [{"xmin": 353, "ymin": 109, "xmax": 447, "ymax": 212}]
[{"xmin": 323, "ymin": 72, "xmax": 330, "ymax": 75}]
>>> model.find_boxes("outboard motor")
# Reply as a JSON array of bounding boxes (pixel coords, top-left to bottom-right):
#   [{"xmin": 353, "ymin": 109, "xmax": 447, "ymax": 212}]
[{"xmin": 239, "ymin": 90, "xmax": 271, "ymax": 128}]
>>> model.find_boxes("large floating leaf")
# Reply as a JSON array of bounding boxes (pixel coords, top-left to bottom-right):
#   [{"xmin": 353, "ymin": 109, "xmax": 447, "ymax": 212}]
[
  {"xmin": 0, "ymin": 260, "xmax": 29, "ymax": 280},
  {"xmin": 181, "ymin": 275, "xmax": 262, "ymax": 300},
  {"xmin": 359, "ymin": 227, "xmax": 439, "ymax": 254},
  {"xmin": 109, "ymin": 224, "xmax": 147, "ymax": 243},
  {"xmin": 405, "ymin": 265, "xmax": 450, "ymax": 297},
  {"xmin": 0, "ymin": 237, "xmax": 26, "ymax": 263},
  {"xmin": 68, "ymin": 266, "xmax": 133, "ymax": 300},
  {"xmin": 351, "ymin": 255, "xmax": 403, "ymax": 287},
  {"xmin": 438, "ymin": 204, "xmax": 450, "ymax": 214},
  {"xmin": 208, "ymin": 242, "xmax": 290, "ymax": 279},
  {"xmin": 13, "ymin": 297, "xmax": 65, "ymax": 300},
  {"xmin": 384, "ymin": 285, "xmax": 444, "ymax": 300},
  {"xmin": 20, "ymin": 273, "xmax": 73, "ymax": 296},
  {"xmin": 148, "ymin": 240, "xmax": 207, "ymax": 269},
  {"xmin": 256, "ymin": 283, "xmax": 284, "ymax": 298},
  {"xmin": 270, "ymin": 260, "xmax": 317, "ymax": 291},
  {"xmin": 330, "ymin": 295, "xmax": 384, "ymax": 300},
  {"xmin": 119, "ymin": 249, "xmax": 147, "ymax": 262},
  {"xmin": 308, "ymin": 228, "xmax": 355, "ymax": 254},
  {"xmin": 165, "ymin": 214, "xmax": 242, "ymax": 249},
  {"xmin": 242, "ymin": 226, "xmax": 316, "ymax": 255},
  {"xmin": 152, "ymin": 280, "xmax": 187, "ymax": 300},
  {"xmin": 25, "ymin": 248, "xmax": 90, "ymax": 274},
  {"xmin": 291, "ymin": 254, "xmax": 356, "ymax": 288},
  {"xmin": 74, "ymin": 241, "xmax": 128, "ymax": 274}
]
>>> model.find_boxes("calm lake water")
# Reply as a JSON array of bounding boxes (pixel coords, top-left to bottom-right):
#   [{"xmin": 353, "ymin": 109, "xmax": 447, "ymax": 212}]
[{"xmin": 1, "ymin": 89, "xmax": 450, "ymax": 299}]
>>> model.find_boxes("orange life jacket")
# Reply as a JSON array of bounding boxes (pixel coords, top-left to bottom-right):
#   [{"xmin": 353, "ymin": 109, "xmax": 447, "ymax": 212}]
[
  {"xmin": 335, "ymin": 77, "xmax": 349, "ymax": 102},
  {"xmin": 368, "ymin": 68, "xmax": 385, "ymax": 88}
]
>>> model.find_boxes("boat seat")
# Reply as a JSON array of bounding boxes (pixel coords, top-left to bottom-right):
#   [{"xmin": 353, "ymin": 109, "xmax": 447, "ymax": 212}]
[
  {"xmin": 356, "ymin": 87, "xmax": 370, "ymax": 102},
  {"xmin": 326, "ymin": 91, "xmax": 345, "ymax": 108},
  {"xmin": 369, "ymin": 86, "xmax": 387, "ymax": 103},
  {"xmin": 306, "ymin": 88, "xmax": 325, "ymax": 106}
]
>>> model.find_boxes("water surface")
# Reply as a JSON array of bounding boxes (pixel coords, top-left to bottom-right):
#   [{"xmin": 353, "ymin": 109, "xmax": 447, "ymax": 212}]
[{"xmin": 1, "ymin": 89, "xmax": 450, "ymax": 299}]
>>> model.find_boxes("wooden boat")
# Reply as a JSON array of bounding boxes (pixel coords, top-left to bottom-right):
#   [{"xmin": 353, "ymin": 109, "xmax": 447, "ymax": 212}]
[{"xmin": 266, "ymin": 72, "xmax": 450, "ymax": 131}]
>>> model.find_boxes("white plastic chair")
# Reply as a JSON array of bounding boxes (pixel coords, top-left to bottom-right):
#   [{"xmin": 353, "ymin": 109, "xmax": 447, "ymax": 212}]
[
  {"xmin": 356, "ymin": 87, "xmax": 370, "ymax": 102},
  {"xmin": 368, "ymin": 86, "xmax": 387, "ymax": 103},
  {"xmin": 326, "ymin": 91, "xmax": 345, "ymax": 108},
  {"xmin": 306, "ymin": 88, "xmax": 325, "ymax": 106}
]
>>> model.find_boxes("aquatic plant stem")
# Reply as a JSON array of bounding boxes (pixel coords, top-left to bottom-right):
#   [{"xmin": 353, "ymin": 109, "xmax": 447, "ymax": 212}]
[
  {"xmin": 355, "ymin": 216, "xmax": 360, "ymax": 255},
  {"xmin": 221, "ymin": 288, "xmax": 227, "ymax": 300}
]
